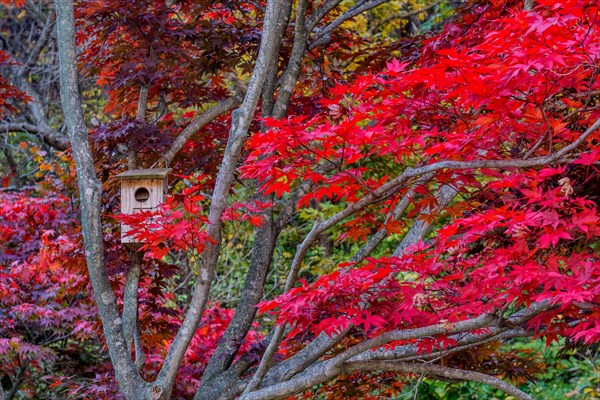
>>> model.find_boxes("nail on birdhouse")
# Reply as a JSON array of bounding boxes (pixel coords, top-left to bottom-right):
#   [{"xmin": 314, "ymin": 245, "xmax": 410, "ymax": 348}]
[{"xmin": 115, "ymin": 168, "xmax": 171, "ymax": 248}]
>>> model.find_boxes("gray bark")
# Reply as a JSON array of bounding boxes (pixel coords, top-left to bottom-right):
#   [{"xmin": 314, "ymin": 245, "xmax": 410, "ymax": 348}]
[
  {"xmin": 393, "ymin": 183, "xmax": 458, "ymax": 256},
  {"xmin": 199, "ymin": 209, "xmax": 276, "ymax": 387},
  {"xmin": 523, "ymin": 0, "xmax": 535, "ymax": 11},
  {"xmin": 128, "ymin": 86, "xmax": 149, "ymax": 169},
  {"xmin": 343, "ymin": 361, "xmax": 534, "ymax": 400},
  {"xmin": 236, "ymin": 122, "xmax": 600, "ymax": 396},
  {"xmin": 162, "ymin": 96, "xmax": 242, "ymax": 165},
  {"xmin": 51, "ymin": 0, "xmax": 598, "ymax": 398},
  {"xmin": 309, "ymin": 0, "xmax": 392, "ymax": 49},
  {"xmin": 154, "ymin": 2, "xmax": 291, "ymax": 398},
  {"xmin": 350, "ymin": 175, "xmax": 432, "ymax": 263},
  {"xmin": 270, "ymin": 0, "xmax": 309, "ymax": 119},
  {"xmin": 199, "ymin": 0, "xmax": 316, "ymax": 394},
  {"xmin": 238, "ymin": 303, "xmax": 552, "ymax": 400},
  {"xmin": 351, "ymin": 300, "xmax": 553, "ymax": 363},
  {"xmin": 260, "ymin": 0, "xmax": 293, "ymax": 117},
  {"xmin": 1, "ymin": 9, "xmax": 69, "ymax": 151},
  {"xmin": 54, "ymin": 0, "xmax": 148, "ymax": 398},
  {"xmin": 200, "ymin": 2, "xmax": 293, "ymax": 380},
  {"xmin": 10, "ymin": 76, "xmax": 70, "ymax": 150},
  {"xmin": 123, "ymin": 250, "xmax": 144, "ymax": 370}
]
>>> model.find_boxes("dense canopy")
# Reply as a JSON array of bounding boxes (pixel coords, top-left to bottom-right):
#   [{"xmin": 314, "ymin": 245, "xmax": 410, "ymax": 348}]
[{"xmin": 1, "ymin": 0, "xmax": 599, "ymax": 399}]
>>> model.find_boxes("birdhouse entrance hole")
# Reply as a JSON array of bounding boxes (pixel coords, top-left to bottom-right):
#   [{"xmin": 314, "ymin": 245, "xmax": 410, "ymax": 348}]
[{"xmin": 135, "ymin": 187, "xmax": 150, "ymax": 202}]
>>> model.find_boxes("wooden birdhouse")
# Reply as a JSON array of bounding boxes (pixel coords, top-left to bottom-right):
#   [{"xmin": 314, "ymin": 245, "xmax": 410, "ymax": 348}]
[{"xmin": 115, "ymin": 168, "xmax": 171, "ymax": 248}]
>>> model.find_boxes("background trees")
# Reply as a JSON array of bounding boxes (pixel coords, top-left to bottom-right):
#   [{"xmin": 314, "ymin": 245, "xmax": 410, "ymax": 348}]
[{"xmin": 1, "ymin": 0, "xmax": 600, "ymax": 399}]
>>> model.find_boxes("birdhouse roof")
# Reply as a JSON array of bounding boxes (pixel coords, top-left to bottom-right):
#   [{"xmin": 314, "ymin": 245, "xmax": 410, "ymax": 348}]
[{"xmin": 115, "ymin": 168, "xmax": 172, "ymax": 180}]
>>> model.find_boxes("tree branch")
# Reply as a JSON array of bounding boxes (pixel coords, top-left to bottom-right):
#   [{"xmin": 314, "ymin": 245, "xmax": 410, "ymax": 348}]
[
  {"xmin": 271, "ymin": 0, "xmax": 309, "ymax": 119},
  {"xmin": 338, "ymin": 300, "xmax": 552, "ymax": 365},
  {"xmin": 5, "ymin": 358, "xmax": 29, "ymax": 400},
  {"xmin": 393, "ymin": 183, "xmax": 458, "ymax": 256},
  {"xmin": 523, "ymin": 0, "xmax": 535, "ymax": 11},
  {"xmin": 368, "ymin": 1, "xmax": 442, "ymax": 35},
  {"xmin": 201, "ymin": 0, "xmax": 365, "ymax": 384},
  {"xmin": 343, "ymin": 361, "xmax": 535, "ymax": 400},
  {"xmin": 201, "ymin": 0, "xmax": 340, "ymax": 389},
  {"xmin": 161, "ymin": 96, "xmax": 241, "ymax": 165},
  {"xmin": 241, "ymin": 300, "xmax": 553, "ymax": 400},
  {"xmin": 5, "ymin": 51, "xmax": 70, "ymax": 150},
  {"xmin": 241, "ymin": 213, "xmax": 324, "ymax": 393},
  {"xmin": 199, "ymin": 1, "xmax": 293, "ymax": 390},
  {"xmin": 0, "ymin": 120, "xmax": 69, "ymax": 150},
  {"xmin": 256, "ymin": 175, "xmax": 433, "ymax": 390},
  {"xmin": 247, "ymin": 137, "xmax": 584, "ymax": 392},
  {"xmin": 350, "ymin": 175, "xmax": 431, "ymax": 263},
  {"xmin": 25, "ymin": 15, "xmax": 56, "ymax": 70},
  {"xmin": 0, "ymin": 122, "xmax": 54, "ymax": 137},
  {"xmin": 260, "ymin": 0, "xmax": 293, "ymax": 117},
  {"xmin": 25, "ymin": 0, "xmax": 49, "ymax": 23},
  {"xmin": 54, "ymin": 0, "xmax": 147, "ymax": 398},
  {"xmin": 122, "ymin": 251, "xmax": 143, "ymax": 366},
  {"xmin": 200, "ymin": 208, "xmax": 276, "ymax": 386},
  {"xmin": 128, "ymin": 85, "xmax": 149, "ymax": 169},
  {"xmin": 246, "ymin": 315, "xmax": 496, "ymax": 400},
  {"xmin": 292, "ymin": 114, "xmax": 599, "ymax": 257},
  {"xmin": 260, "ymin": 327, "xmax": 350, "ymax": 388},
  {"xmin": 378, "ymin": 328, "xmax": 531, "ymax": 364},
  {"xmin": 274, "ymin": 179, "xmax": 313, "ymax": 234},
  {"xmin": 309, "ymin": 0, "xmax": 393, "ymax": 49},
  {"xmin": 156, "ymin": 2, "xmax": 292, "ymax": 397},
  {"xmin": 306, "ymin": 0, "xmax": 344, "ymax": 32}
]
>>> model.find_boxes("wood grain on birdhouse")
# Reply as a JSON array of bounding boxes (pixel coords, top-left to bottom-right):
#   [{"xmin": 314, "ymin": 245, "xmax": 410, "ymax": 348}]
[{"xmin": 115, "ymin": 168, "xmax": 171, "ymax": 247}]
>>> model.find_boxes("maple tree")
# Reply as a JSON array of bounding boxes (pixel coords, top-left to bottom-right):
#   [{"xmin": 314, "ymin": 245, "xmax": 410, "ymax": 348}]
[
  {"xmin": 2, "ymin": 0, "xmax": 600, "ymax": 399},
  {"xmin": 0, "ymin": 1, "xmax": 70, "ymax": 152}
]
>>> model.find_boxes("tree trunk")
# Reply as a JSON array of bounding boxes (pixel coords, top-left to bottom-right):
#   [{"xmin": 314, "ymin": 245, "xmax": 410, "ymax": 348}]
[{"xmin": 54, "ymin": 0, "xmax": 149, "ymax": 398}]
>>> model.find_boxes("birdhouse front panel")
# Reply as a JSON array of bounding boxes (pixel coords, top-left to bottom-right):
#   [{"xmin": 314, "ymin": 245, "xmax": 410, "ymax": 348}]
[
  {"xmin": 115, "ymin": 168, "xmax": 171, "ymax": 247},
  {"xmin": 121, "ymin": 178, "xmax": 166, "ymax": 214}
]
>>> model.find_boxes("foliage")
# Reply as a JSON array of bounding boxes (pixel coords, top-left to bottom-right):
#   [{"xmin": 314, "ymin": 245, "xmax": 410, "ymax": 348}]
[
  {"xmin": 405, "ymin": 340, "xmax": 600, "ymax": 400},
  {"xmin": 0, "ymin": 191, "xmax": 101, "ymax": 399},
  {"xmin": 246, "ymin": 0, "xmax": 600, "ymax": 395},
  {"xmin": 0, "ymin": 52, "xmax": 28, "ymax": 117},
  {"xmin": 2, "ymin": 0, "xmax": 600, "ymax": 399},
  {"xmin": 0, "ymin": 189, "xmax": 263, "ymax": 399},
  {"xmin": 252, "ymin": 0, "xmax": 600, "ymax": 341}
]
